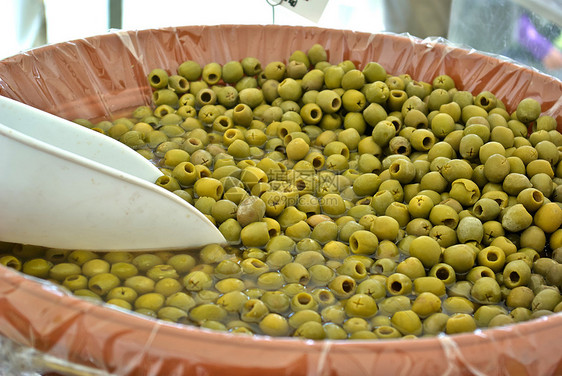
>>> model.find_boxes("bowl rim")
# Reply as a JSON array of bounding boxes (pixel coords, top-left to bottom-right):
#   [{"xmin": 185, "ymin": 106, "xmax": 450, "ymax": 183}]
[{"xmin": 0, "ymin": 24, "xmax": 561, "ymax": 375}]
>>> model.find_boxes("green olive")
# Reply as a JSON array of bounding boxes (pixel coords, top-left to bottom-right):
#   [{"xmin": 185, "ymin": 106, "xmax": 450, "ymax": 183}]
[
  {"xmin": 391, "ymin": 310, "xmax": 422, "ymax": 336},
  {"xmin": 412, "ymin": 292, "xmax": 442, "ymax": 318},
  {"xmin": 408, "ymin": 236, "xmax": 442, "ymax": 268},
  {"xmin": 22, "ymin": 258, "xmax": 53, "ymax": 278},
  {"xmin": 88, "ymin": 273, "xmax": 120, "ymax": 296},
  {"xmin": 503, "ymin": 260, "xmax": 532, "ymax": 288},
  {"xmin": 443, "ymin": 244, "xmax": 476, "ymax": 273},
  {"xmin": 49, "ymin": 262, "xmax": 81, "ymax": 281}
]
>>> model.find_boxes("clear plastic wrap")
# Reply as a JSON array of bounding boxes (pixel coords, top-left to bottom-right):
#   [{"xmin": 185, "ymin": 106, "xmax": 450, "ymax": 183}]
[{"xmin": 0, "ymin": 25, "xmax": 561, "ymax": 376}]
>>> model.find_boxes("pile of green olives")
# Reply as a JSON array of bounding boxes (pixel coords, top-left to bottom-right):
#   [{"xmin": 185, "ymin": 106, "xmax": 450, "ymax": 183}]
[{"xmin": 2, "ymin": 43, "xmax": 562, "ymax": 340}]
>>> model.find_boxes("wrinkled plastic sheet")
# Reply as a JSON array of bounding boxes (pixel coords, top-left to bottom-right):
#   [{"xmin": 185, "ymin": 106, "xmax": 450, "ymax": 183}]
[{"xmin": 0, "ymin": 25, "xmax": 561, "ymax": 376}]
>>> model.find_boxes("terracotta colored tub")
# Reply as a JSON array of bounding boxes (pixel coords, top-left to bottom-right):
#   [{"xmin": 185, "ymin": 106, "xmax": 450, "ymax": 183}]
[{"xmin": 0, "ymin": 25, "xmax": 561, "ymax": 376}]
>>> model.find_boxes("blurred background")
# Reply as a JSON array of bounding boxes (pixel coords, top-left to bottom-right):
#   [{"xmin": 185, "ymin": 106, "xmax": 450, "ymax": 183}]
[{"xmin": 1, "ymin": 0, "xmax": 561, "ymax": 79}]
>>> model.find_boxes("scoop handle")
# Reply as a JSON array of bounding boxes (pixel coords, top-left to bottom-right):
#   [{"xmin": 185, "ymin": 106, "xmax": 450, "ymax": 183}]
[{"xmin": 0, "ymin": 95, "xmax": 162, "ymax": 183}]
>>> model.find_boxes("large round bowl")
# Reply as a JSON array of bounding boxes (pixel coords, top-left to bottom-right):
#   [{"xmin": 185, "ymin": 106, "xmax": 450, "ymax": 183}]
[{"xmin": 0, "ymin": 25, "xmax": 561, "ymax": 376}]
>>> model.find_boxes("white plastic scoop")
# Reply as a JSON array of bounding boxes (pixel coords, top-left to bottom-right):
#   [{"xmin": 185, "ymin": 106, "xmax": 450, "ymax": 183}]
[{"xmin": 0, "ymin": 95, "xmax": 226, "ymax": 251}]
